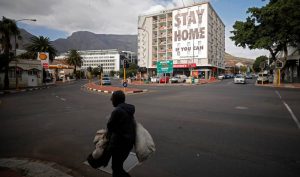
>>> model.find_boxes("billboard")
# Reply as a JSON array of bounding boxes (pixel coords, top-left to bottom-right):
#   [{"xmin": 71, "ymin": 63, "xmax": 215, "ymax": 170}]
[{"xmin": 172, "ymin": 4, "xmax": 208, "ymax": 61}]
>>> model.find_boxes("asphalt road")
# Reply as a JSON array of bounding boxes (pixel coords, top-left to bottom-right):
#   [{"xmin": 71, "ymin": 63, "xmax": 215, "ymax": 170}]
[{"xmin": 0, "ymin": 78, "xmax": 300, "ymax": 177}]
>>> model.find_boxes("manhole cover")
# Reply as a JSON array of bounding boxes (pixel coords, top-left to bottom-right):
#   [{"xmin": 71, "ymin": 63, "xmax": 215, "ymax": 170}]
[{"xmin": 84, "ymin": 152, "xmax": 139, "ymax": 174}]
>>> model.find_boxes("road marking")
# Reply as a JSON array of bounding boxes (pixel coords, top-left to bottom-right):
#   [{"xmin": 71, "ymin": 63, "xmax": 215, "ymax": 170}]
[
  {"xmin": 60, "ymin": 98, "xmax": 66, "ymax": 101},
  {"xmin": 283, "ymin": 101, "xmax": 300, "ymax": 129},
  {"xmin": 275, "ymin": 90, "xmax": 300, "ymax": 129},
  {"xmin": 275, "ymin": 90, "xmax": 282, "ymax": 99},
  {"xmin": 235, "ymin": 106, "xmax": 248, "ymax": 110}
]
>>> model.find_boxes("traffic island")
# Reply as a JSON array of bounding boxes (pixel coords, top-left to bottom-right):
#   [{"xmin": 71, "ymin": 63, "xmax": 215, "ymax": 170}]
[{"xmin": 85, "ymin": 83, "xmax": 147, "ymax": 94}]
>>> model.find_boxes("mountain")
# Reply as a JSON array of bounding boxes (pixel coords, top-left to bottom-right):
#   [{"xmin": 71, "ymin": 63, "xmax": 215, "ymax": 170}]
[
  {"xmin": 224, "ymin": 53, "xmax": 254, "ymax": 67},
  {"xmin": 52, "ymin": 31, "xmax": 137, "ymax": 54},
  {"xmin": 18, "ymin": 29, "xmax": 254, "ymax": 66},
  {"xmin": 15, "ymin": 29, "xmax": 36, "ymax": 50}
]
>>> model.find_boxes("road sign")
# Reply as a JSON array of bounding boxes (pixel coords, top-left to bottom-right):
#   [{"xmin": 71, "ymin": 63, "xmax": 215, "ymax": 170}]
[
  {"xmin": 157, "ymin": 60, "xmax": 173, "ymax": 74},
  {"xmin": 123, "ymin": 82, "xmax": 128, "ymax": 87}
]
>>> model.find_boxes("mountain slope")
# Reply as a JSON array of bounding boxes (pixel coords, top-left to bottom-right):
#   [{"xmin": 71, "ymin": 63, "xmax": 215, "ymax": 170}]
[
  {"xmin": 18, "ymin": 28, "xmax": 254, "ymax": 66},
  {"xmin": 52, "ymin": 31, "xmax": 137, "ymax": 53}
]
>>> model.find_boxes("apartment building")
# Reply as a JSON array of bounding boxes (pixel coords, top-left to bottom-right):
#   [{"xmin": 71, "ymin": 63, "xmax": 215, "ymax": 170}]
[{"xmin": 138, "ymin": 2, "xmax": 225, "ymax": 79}]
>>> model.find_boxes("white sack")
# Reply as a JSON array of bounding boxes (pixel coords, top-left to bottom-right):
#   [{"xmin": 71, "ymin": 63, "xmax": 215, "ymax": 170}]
[
  {"xmin": 92, "ymin": 129, "xmax": 108, "ymax": 159},
  {"xmin": 135, "ymin": 122, "xmax": 155, "ymax": 162}
]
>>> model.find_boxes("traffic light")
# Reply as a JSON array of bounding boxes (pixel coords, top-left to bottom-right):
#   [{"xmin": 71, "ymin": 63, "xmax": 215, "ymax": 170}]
[
  {"xmin": 296, "ymin": 59, "xmax": 299, "ymax": 66},
  {"xmin": 123, "ymin": 60, "xmax": 129, "ymax": 68}
]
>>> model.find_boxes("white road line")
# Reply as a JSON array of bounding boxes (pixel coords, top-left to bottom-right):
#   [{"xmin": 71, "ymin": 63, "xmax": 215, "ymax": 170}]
[
  {"xmin": 60, "ymin": 98, "xmax": 66, "ymax": 101},
  {"xmin": 283, "ymin": 101, "xmax": 300, "ymax": 129},
  {"xmin": 275, "ymin": 90, "xmax": 282, "ymax": 99}
]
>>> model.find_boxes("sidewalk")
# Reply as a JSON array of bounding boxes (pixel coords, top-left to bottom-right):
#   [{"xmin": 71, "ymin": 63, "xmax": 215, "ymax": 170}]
[
  {"xmin": 85, "ymin": 82, "xmax": 147, "ymax": 94},
  {"xmin": 255, "ymin": 83, "xmax": 300, "ymax": 89},
  {"xmin": 0, "ymin": 158, "xmax": 75, "ymax": 177}
]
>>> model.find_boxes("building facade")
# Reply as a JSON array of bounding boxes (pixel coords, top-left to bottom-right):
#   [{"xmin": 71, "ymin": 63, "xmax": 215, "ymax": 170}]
[
  {"xmin": 56, "ymin": 49, "xmax": 137, "ymax": 75},
  {"xmin": 0, "ymin": 59, "xmax": 43, "ymax": 89},
  {"xmin": 138, "ymin": 2, "xmax": 225, "ymax": 79}
]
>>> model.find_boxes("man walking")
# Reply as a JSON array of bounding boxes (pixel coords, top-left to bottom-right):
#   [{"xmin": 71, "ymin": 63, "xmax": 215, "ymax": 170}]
[{"xmin": 106, "ymin": 90, "xmax": 136, "ymax": 177}]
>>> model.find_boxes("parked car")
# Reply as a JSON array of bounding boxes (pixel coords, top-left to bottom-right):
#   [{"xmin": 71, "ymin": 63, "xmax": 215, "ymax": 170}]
[
  {"xmin": 234, "ymin": 74, "xmax": 246, "ymax": 84},
  {"xmin": 159, "ymin": 76, "xmax": 170, "ymax": 83},
  {"xmin": 218, "ymin": 74, "xmax": 225, "ymax": 80},
  {"xmin": 101, "ymin": 77, "xmax": 111, "ymax": 85},
  {"xmin": 151, "ymin": 76, "xmax": 159, "ymax": 83},
  {"xmin": 245, "ymin": 74, "xmax": 253, "ymax": 79},
  {"xmin": 171, "ymin": 75, "xmax": 186, "ymax": 83},
  {"xmin": 256, "ymin": 72, "xmax": 269, "ymax": 84}
]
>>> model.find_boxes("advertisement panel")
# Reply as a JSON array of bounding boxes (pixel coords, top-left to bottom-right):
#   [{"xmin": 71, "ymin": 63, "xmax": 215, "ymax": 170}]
[
  {"xmin": 37, "ymin": 52, "xmax": 49, "ymax": 69},
  {"xmin": 172, "ymin": 4, "xmax": 208, "ymax": 61}
]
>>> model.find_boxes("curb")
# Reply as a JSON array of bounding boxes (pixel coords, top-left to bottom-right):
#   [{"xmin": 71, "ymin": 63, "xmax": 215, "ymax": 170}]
[
  {"xmin": 255, "ymin": 83, "xmax": 300, "ymax": 89},
  {"xmin": 0, "ymin": 158, "xmax": 75, "ymax": 177},
  {"xmin": 84, "ymin": 84, "xmax": 148, "ymax": 94},
  {"xmin": 0, "ymin": 85, "xmax": 55, "ymax": 95}
]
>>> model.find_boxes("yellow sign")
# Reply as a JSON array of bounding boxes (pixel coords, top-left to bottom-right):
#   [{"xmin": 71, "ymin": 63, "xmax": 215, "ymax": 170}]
[{"xmin": 39, "ymin": 53, "xmax": 48, "ymax": 60}]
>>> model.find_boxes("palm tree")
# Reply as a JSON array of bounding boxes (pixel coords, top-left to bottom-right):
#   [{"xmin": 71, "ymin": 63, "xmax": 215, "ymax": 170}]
[
  {"xmin": 25, "ymin": 36, "xmax": 57, "ymax": 62},
  {"xmin": 66, "ymin": 49, "xmax": 82, "ymax": 75},
  {"xmin": 0, "ymin": 17, "xmax": 21, "ymax": 89}
]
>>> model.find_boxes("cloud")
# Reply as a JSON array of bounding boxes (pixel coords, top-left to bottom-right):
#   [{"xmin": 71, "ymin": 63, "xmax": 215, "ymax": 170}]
[
  {"xmin": 225, "ymin": 26, "xmax": 269, "ymax": 59},
  {"xmin": 0, "ymin": 0, "xmax": 268, "ymax": 59}
]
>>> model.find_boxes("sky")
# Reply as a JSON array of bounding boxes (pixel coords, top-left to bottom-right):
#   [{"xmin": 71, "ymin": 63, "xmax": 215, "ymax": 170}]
[{"xmin": 0, "ymin": 0, "xmax": 270, "ymax": 59}]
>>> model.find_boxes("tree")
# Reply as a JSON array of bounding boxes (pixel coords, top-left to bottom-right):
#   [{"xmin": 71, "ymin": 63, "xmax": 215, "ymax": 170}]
[
  {"xmin": 253, "ymin": 56, "xmax": 268, "ymax": 72},
  {"xmin": 0, "ymin": 17, "xmax": 21, "ymax": 89},
  {"xmin": 66, "ymin": 49, "xmax": 82, "ymax": 74},
  {"xmin": 230, "ymin": 0, "xmax": 300, "ymax": 84},
  {"xmin": 25, "ymin": 36, "xmax": 57, "ymax": 62}
]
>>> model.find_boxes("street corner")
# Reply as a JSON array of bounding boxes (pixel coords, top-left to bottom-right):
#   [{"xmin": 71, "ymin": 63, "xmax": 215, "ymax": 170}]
[
  {"xmin": 84, "ymin": 82, "xmax": 148, "ymax": 94},
  {"xmin": 0, "ymin": 158, "xmax": 76, "ymax": 177}
]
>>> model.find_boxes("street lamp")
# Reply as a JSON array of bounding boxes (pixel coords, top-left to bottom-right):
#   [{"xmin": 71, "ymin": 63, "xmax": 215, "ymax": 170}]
[
  {"xmin": 14, "ymin": 18, "xmax": 36, "ymax": 89},
  {"xmin": 138, "ymin": 27, "xmax": 149, "ymax": 78}
]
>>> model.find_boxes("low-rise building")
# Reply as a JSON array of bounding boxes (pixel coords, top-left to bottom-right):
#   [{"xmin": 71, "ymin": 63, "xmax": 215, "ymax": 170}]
[{"xmin": 0, "ymin": 59, "xmax": 43, "ymax": 89}]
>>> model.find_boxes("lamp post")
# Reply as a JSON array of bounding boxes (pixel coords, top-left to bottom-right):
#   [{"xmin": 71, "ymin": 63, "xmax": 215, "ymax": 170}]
[
  {"xmin": 14, "ymin": 18, "xmax": 36, "ymax": 89},
  {"xmin": 138, "ymin": 27, "xmax": 149, "ymax": 79}
]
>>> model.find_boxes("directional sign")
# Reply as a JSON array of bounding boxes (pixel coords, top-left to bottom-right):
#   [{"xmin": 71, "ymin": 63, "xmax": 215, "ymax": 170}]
[
  {"xmin": 123, "ymin": 82, "xmax": 128, "ymax": 87},
  {"xmin": 157, "ymin": 60, "xmax": 173, "ymax": 74}
]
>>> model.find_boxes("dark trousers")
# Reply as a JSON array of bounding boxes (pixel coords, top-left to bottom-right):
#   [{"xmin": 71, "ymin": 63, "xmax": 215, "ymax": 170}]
[{"xmin": 111, "ymin": 146, "xmax": 132, "ymax": 177}]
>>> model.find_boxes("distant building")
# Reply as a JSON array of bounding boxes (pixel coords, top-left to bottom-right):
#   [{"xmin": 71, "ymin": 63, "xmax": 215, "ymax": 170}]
[
  {"xmin": 275, "ymin": 46, "xmax": 300, "ymax": 83},
  {"xmin": 138, "ymin": 2, "xmax": 225, "ymax": 79},
  {"xmin": 0, "ymin": 59, "xmax": 43, "ymax": 89},
  {"xmin": 56, "ymin": 49, "xmax": 137, "ymax": 75}
]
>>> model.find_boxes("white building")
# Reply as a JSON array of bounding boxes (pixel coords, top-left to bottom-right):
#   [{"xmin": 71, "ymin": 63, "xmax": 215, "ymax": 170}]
[
  {"xmin": 56, "ymin": 49, "xmax": 120, "ymax": 75},
  {"xmin": 0, "ymin": 59, "xmax": 43, "ymax": 89},
  {"xmin": 138, "ymin": 2, "xmax": 225, "ymax": 79}
]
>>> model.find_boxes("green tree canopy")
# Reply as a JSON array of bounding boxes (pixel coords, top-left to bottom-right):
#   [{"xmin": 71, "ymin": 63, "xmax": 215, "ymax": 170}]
[
  {"xmin": 25, "ymin": 36, "xmax": 57, "ymax": 62},
  {"xmin": 0, "ymin": 17, "xmax": 20, "ymax": 89},
  {"xmin": 253, "ymin": 55, "xmax": 268, "ymax": 72},
  {"xmin": 230, "ymin": 0, "xmax": 300, "ymax": 62}
]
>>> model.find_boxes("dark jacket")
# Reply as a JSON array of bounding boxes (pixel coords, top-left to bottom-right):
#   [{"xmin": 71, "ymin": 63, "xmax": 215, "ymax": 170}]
[{"xmin": 106, "ymin": 103, "xmax": 136, "ymax": 150}]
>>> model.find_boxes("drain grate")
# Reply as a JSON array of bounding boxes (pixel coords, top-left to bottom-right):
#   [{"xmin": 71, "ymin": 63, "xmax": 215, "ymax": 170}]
[{"xmin": 84, "ymin": 152, "xmax": 139, "ymax": 174}]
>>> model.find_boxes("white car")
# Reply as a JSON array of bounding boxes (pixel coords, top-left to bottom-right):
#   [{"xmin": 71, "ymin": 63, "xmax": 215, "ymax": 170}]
[
  {"xmin": 150, "ymin": 76, "xmax": 159, "ymax": 83},
  {"xmin": 218, "ymin": 75, "xmax": 225, "ymax": 80},
  {"xmin": 171, "ymin": 75, "xmax": 187, "ymax": 83},
  {"xmin": 256, "ymin": 73, "xmax": 269, "ymax": 84},
  {"xmin": 234, "ymin": 75, "xmax": 246, "ymax": 84},
  {"xmin": 101, "ymin": 77, "xmax": 111, "ymax": 85}
]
